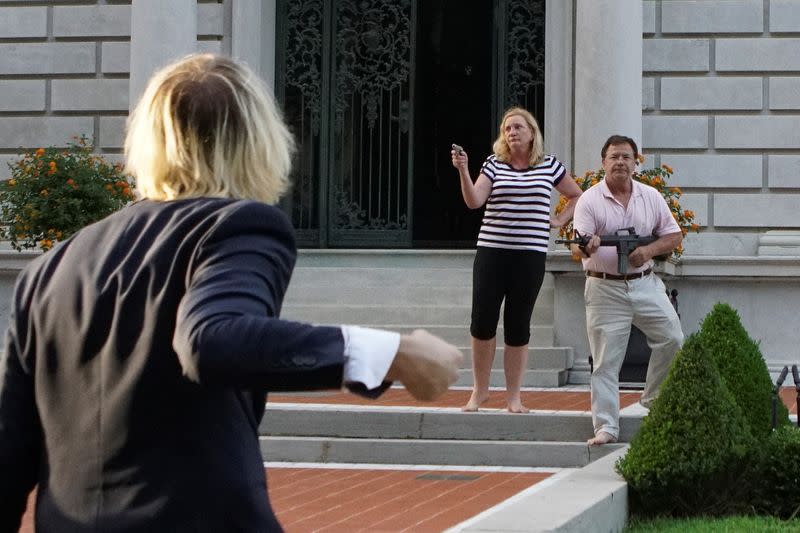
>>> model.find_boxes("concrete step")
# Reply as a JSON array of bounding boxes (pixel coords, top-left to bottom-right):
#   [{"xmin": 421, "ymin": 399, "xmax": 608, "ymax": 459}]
[
  {"xmin": 284, "ymin": 284, "xmax": 473, "ymax": 306},
  {"xmin": 290, "ymin": 265, "xmax": 554, "ymax": 286},
  {"xmin": 456, "ymin": 368, "xmax": 569, "ymax": 387},
  {"xmin": 261, "ymin": 406, "xmax": 645, "ymax": 442},
  {"xmin": 281, "ymin": 301, "xmax": 554, "ymax": 326},
  {"xmin": 294, "ymin": 250, "xmax": 478, "ymax": 269},
  {"xmin": 259, "ymin": 435, "xmax": 624, "ymax": 468},
  {"xmin": 462, "ymin": 346, "xmax": 573, "ymax": 369},
  {"xmin": 288, "ymin": 266, "xmax": 474, "ymax": 289},
  {"xmin": 285, "ymin": 268, "xmax": 554, "ymax": 305},
  {"xmin": 359, "ymin": 325, "xmax": 555, "ymax": 346}
]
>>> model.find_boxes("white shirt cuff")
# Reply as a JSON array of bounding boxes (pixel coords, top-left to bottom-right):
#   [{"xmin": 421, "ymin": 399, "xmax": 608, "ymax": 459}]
[{"xmin": 340, "ymin": 325, "xmax": 400, "ymax": 390}]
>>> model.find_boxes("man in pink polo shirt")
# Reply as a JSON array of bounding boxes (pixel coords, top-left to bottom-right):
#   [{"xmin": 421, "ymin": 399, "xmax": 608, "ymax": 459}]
[{"xmin": 571, "ymin": 135, "xmax": 684, "ymax": 446}]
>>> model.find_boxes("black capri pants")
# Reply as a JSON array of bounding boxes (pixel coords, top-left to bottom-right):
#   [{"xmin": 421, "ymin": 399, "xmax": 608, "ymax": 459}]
[{"xmin": 470, "ymin": 246, "xmax": 547, "ymax": 347}]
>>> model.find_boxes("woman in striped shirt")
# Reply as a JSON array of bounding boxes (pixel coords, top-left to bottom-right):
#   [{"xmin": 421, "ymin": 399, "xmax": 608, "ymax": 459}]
[{"xmin": 452, "ymin": 107, "xmax": 582, "ymax": 412}]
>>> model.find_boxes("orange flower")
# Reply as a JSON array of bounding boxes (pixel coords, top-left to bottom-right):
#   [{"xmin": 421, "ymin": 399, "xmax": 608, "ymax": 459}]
[
  {"xmin": 47, "ymin": 161, "xmax": 57, "ymax": 175},
  {"xmin": 7, "ymin": 179, "xmax": 16, "ymax": 186},
  {"xmin": 35, "ymin": 148, "xmax": 45, "ymax": 157},
  {"xmin": 661, "ymin": 164, "xmax": 673, "ymax": 173}
]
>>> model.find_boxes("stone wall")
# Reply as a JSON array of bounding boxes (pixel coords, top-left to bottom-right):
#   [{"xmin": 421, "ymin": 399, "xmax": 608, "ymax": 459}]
[
  {"xmin": 1, "ymin": 0, "xmax": 798, "ymax": 258},
  {"xmin": 0, "ymin": 0, "xmax": 225, "ymax": 177},
  {"xmin": 642, "ymin": 0, "xmax": 800, "ymax": 256}
]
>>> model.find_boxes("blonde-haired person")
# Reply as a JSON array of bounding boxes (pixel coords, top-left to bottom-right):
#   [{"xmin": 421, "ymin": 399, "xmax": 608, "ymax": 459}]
[
  {"xmin": 0, "ymin": 54, "xmax": 461, "ymax": 532},
  {"xmin": 452, "ymin": 107, "xmax": 581, "ymax": 412}
]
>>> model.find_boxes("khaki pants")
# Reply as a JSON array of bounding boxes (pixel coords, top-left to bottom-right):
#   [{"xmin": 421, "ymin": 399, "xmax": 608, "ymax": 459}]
[{"xmin": 585, "ymin": 273, "xmax": 683, "ymax": 439}]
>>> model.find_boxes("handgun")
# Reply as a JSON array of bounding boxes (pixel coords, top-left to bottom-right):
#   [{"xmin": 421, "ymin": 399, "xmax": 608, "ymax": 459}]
[{"xmin": 451, "ymin": 143, "xmax": 464, "ymax": 155}]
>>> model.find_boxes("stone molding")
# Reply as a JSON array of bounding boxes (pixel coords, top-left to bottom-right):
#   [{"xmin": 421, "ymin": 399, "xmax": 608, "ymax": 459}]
[{"xmin": 547, "ymin": 250, "xmax": 800, "ymax": 278}]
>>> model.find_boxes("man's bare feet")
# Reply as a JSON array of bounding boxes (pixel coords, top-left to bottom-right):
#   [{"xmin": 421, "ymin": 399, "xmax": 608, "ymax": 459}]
[
  {"xmin": 587, "ymin": 431, "xmax": 617, "ymax": 446},
  {"xmin": 462, "ymin": 391, "xmax": 489, "ymax": 412},
  {"xmin": 506, "ymin": 401, "xmax": 530, "ymax": 413}
]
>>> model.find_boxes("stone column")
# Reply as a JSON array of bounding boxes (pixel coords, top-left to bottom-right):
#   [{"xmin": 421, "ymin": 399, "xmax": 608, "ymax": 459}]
[
  {"xmin": 573, "ymin": 0, "xmax": 643, "ymax": 174},
  {"xmin": 129, "ymin": 0, "xmax": 197, "ymax": 111},
  {"xmin": 231, "ymin": 0, "xmax": 277, "ymax": 88}
]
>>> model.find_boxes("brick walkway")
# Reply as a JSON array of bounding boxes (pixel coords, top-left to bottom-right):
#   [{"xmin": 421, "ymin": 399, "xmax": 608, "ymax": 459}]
[
  {"xmin": 268, "ymin": 387, "xmax": 643, "ymax": 411},
  {"xmin": 17, "ymin": 387, "xmax": 798, "ymax": 532}
]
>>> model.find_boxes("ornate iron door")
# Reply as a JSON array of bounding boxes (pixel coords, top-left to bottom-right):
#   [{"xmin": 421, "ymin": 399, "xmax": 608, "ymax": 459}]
[
  {"xmin": 277, "ymin": 0, "xmax": 415, "ymax": 247},
  {"xmin": 496, "ymin": 0, "xmax": 546, "ymax": 128},
  {"xmin": 276, "ymin": 0, "xmax": 544, "ymax": 248}
]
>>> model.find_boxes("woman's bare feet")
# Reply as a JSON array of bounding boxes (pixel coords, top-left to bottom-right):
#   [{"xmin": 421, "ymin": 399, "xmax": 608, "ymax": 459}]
[
  {"xmin": 506, "ymin": 400, "xmax": 530, "ymax": 413},
  {"xmin": 462, "ymin": 390, "xmax": 489, "ymax": 412},
  {"xmin": 587, "ymin": 431, "xmax": 617, "ymax": 446}
]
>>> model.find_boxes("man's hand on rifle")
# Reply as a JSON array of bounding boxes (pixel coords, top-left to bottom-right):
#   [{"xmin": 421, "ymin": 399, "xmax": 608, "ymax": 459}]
[
  {"xmin": 570, "ymin": 234, "xmax": 601, "ymax": 259},
  {"xmin": 628, "ymin": 244, "xmax": 653, "ymax": 268}
]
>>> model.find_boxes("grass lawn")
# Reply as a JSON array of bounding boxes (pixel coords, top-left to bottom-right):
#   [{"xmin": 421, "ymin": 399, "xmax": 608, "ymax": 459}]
[{"xmin": 626, "ymin": 516, "xmax": 800, "ymax": 532}]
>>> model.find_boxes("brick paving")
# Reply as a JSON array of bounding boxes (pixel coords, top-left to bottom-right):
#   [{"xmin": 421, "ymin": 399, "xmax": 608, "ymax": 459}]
[
  {"xmin": 268, "ymin": 387, "xmax": 642, "ymax": 411},
  {"xmin": 17, "ymin": 387, "xmax": 798, "ymax": 532}
]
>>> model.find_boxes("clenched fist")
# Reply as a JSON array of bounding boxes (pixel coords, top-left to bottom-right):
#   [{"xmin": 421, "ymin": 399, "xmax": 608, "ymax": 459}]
[{"xmin": 386, "ymin": 329, "xmax": 463, "ymax": 401}]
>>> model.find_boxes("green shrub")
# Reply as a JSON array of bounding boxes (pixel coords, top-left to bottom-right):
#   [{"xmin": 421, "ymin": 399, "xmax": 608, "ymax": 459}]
[
  {"xmin": 0, "ymin": 136, "xmax": 134, "ymax": 251},
  {"xmin": 698, "ymin": 303, "xmax": 789, "ymax": 438},
  {"xmin": 616, "ymin": 332, "xmax": 755, "ymax": 517},
  {"xmin": 747, "ymin": 426, "xmax": 800, "ymax": 519}
]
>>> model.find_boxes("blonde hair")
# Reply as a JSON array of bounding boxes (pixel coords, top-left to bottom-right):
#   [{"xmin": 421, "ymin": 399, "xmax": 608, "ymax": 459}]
[
  {"xmin": 125, "ymin": 54, "xmax": 294, "ymax": 204},
  {"xmin": 492, "ymin": 107, "xmax": 545, "ymax": 167}
]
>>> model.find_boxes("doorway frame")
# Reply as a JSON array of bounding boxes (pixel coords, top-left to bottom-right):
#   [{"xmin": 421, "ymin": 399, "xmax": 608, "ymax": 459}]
[{"xmin": 230, "ymin": 0, "xmax": 575, "ymax": 243}]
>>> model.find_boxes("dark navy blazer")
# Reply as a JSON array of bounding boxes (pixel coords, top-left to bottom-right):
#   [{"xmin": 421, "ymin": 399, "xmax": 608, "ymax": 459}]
[{"xmin": 0, "ymin": 198, "xmax": 346, "ymax": 532}]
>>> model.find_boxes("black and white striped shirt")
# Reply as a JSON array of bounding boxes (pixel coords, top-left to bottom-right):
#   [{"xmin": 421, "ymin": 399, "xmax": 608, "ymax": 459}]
[{"xmin": 477, "ymin": 154, "xmax": 566, "ymax": 252}]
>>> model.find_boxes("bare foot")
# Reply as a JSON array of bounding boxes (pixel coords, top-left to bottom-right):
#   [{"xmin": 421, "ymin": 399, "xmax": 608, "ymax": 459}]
[
  {"xmin": 587, "ymin": 431, "xmax": 618, "ymax": 446},
  {"xmin": 462, "ymin": 391, "xmax": 489, "ymax": 412},
  {"xmin": 506, "ymin": 401, "xmax": 530, "ymax": 414}
]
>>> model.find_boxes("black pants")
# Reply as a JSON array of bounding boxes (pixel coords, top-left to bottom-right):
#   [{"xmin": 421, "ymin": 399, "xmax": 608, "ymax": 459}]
[{"xmin": 470, "ymin": 247, "xmax": 547, "ymax": 346}]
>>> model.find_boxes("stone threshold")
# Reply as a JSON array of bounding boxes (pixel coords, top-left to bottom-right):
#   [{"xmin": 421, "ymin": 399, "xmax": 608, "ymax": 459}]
[{"xmin": 3, "ymin": 247, "xmax": 799, "ymax": 278}]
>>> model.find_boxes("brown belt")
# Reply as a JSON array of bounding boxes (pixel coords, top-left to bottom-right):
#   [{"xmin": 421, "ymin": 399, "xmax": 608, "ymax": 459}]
[{"xmin": 586, "ymin": 267, "xmax": 652, "ymax": 281}]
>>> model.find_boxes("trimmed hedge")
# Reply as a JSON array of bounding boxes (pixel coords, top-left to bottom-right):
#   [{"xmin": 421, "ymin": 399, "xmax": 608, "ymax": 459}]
[
  {"xmin": 748, "ymin": 426, "xmax": 800, "ymax": 519},
  {"xmin": 616, "ymin": 332, "xmax": 755, "ymax": 516},
  {"xmin": 698, "ymin": 303, "xmax": 789, "ymax": 437}
]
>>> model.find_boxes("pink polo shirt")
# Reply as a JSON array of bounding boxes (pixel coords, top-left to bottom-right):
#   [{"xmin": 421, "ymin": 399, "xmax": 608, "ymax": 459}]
[{"xmin": 572, "ymin": 179, "xmax": 681, "ymax": 275}]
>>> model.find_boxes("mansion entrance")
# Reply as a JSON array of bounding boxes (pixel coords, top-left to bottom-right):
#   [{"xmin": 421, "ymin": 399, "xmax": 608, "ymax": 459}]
[{"xmin": 275, "ymin": 0, "xmax": 545, "ymax": 248}]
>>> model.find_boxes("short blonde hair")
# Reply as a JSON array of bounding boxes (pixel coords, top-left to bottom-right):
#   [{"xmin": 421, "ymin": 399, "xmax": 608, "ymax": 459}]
[
  {"xmin": 492, "ymin": 107, "xmax": 545, "ymax": 167},
  {"xmin": 125, "ymin": 54, "xmax": 294, "ymax": 204}
]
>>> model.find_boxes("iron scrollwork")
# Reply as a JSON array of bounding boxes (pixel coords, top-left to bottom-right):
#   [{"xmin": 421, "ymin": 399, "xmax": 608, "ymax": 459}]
[
  {"xmin": 504, "ymin": 0, "xmax": 545, "ymax": 109},
  {"xmin": 333, "ymin": 0, "xmax": 412, "ymax": 129},
  {"xmin": 284, "ymin": 0, "xmax": 324, "ymax": 134}
]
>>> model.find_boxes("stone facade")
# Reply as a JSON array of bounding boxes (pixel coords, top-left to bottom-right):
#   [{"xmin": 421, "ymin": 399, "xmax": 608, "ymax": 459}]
[
  {"xmin": 0, "ymin": 0, "xmax": 224, "ymax": 173},
  {"xmin": 643, "ymin": 0, "xmax": 800, "ymax": 256},
  {"xmin": 2, "ymin": 0, "xmax": 795, "ymax": 257},
  {"xmin": 0, "ymin": 0, "xmax": 797, "ymax": 378}
]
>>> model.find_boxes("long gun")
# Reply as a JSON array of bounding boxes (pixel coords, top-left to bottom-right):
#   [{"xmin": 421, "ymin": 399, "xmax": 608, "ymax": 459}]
[{"xmin": 555, "ymin": 227, "xmax": 658, "ymax": 275}]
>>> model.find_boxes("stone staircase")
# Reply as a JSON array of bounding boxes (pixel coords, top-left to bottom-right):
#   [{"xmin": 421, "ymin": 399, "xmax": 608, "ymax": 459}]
[
  {"xmin": 261, "ymin": 250, "xmax": 643, "ymax": 469},
  {"xmin": 281, "ymin": 250, "xmax": 572, "ymax": 388},
  {"xmin": 259, "ymin": 404, "xmax": 641, "ymax": 468}
]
